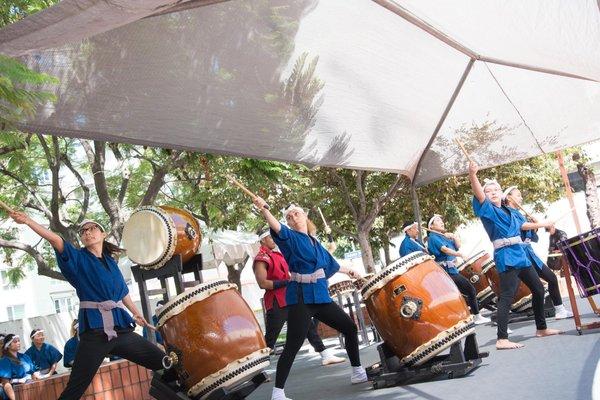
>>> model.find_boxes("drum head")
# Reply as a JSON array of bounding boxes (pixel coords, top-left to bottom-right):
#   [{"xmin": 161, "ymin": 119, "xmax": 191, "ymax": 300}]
[{"xmin": 123, "ymin": 208, "xmax": 173, "ymax": 265}]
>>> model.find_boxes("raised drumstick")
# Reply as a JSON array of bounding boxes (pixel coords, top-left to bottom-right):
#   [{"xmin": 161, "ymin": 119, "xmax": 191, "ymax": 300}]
[
  {"xmin": 454, "ymin": 138, "xmax": 474, "ymax": 163},
  {"xmin": 515, "ymin": 203, "xmax": 537, "ymax": 222},
  {"xmin": 225, "ymin": 174, "xmax": 270, "ymax": 210},
  {"xmin": 0, "ymin": 200, "xmax": 14, "ymax": 214}
]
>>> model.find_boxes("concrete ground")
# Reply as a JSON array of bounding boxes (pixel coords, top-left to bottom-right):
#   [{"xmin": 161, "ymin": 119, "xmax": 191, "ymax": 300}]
[{"xmin": 247, "ymin": 297, "xmax": 600, "ymax": 400}]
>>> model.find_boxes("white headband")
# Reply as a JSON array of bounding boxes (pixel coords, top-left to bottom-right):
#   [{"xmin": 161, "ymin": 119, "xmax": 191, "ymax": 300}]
[
  {"xmin": 502, "ymin": 185, "xmax": 517, "ymax": 200},
  {"xmin": 3, "ymin": 335, "xmax": 18, "ymax": 349},
  {"xmin": 258, "ymin": 230, "xmax": 271, "ymax": 240},
  {"xmin": 428, "ymin": 214, "xmax": 442, "ymax": 229},
  {"xmin": 30, "ymin": 329, "xmax": 44, "ymax": 339},
  {"xmin": 403, "ymin": 222, "xmax": 418, "ymax": 232},
  {"xmin": 283, "ymin": 204, "xmax": 304, "ymax": 219},
  {"xmin": 482, "ymin": 178, "xmax": 501, "ymax": 191}
]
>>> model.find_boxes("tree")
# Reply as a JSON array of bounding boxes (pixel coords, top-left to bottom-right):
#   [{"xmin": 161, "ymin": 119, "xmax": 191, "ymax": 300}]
[{"xmin": 573, "ymin": 152, "xmax": 600, "ymax": 229}]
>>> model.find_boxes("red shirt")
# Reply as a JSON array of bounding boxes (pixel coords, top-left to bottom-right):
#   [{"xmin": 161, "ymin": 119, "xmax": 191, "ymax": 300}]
[{"xmin": 254, "ymin": 245, "xmax": 289, "ymax": 310}]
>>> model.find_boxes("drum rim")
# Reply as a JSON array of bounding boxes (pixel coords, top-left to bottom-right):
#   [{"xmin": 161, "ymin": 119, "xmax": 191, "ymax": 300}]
[
  {"xmin": 457, "ymin": 250, "xmax": 488, "ymax": 271},
  {"xmin": 480, "ymin": 259, "xmax": 496, "ymax": 274},
  {"xmin": 328, "ymin": 280, "xmax": 355, "ymax": 295},
  {"xmin": 188, "ymin": 348, "xmax": 271, "ymax": 399},
  {"xmin": 156, "ymin": 280, "xmax": 236, "ymax": 327},
  {"xmin": 123, "ymin": 206, "xmax": 177, "ymax": 268},
  {"xmin": 558, "ymin": 228, "xmax": 600, "ymax": 249},
  {"xmin": 361, "ymin": 252, "xmax": 432, "ymax": 300}
]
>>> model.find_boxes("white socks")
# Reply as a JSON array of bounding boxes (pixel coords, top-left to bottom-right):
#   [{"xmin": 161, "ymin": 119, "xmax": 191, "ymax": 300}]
[{"xmin": 350, "ymin": 366, "xmax": 368, "ymax": 384}]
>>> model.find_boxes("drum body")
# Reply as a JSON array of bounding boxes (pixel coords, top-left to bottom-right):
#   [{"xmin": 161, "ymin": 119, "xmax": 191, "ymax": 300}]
[
  {"xmin": 122, "ymin": 205, "xmax": 201, "ymax": 269},
  {"xmin": 328, "ymin": 280, "xmax": 356, "ymax": 297},
  {"xmin": 457, "ymin": 251, "xmax": 495, "ymax": 303},
  {"xmin": 558, "ymin": 228, "xmax": 600, "ymax": 297},
  {"xmin": 157, "ymin": 281, "xmax": 269, "ymax": 400},
  {"xmin": 482, "ymin": 263, "xmax": 533, "ymax": 312},
  {"xmin": 362, "ymin": 252, "xmax": 474, "ymax": 367}
]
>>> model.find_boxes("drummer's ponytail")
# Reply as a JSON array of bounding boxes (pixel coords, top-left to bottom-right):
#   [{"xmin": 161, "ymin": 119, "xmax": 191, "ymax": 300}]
[{"xmin": 102, "ymin": 240, "xmax": 125, "ymax": 259}]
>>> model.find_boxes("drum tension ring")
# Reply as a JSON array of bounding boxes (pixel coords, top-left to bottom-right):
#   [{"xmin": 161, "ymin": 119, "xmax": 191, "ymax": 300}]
[{"xmin": 400, "ymin": 296, "xmax": 423, "ymax": 320}]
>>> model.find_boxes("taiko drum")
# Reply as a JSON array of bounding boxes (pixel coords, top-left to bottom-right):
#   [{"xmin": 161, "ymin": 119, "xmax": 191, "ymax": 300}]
[
  {"xmin": 457, "ymin": 251, "xmax": 496, "ymax": 304},
  {"xmin": 122, "ymin": 205, "xmax": 201, "ymax": 269},
  {"xmin": 482, "ymin": 262, "xmax": 533, "ymax": 312},
  {"xmin": 362, "ymin": 252, "xmax": 474, "ymax": 366},
  {"xmin": 157, "ymin": 281, "xmax": 269, "ymax": 400}
]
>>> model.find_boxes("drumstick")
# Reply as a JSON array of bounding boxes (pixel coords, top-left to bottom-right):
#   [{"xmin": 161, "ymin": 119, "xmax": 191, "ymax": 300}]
[
  {"xmin": 0, "ymin": 200, "xmax": 14, "ymax": 214},
  {"xmin": 225, "ymin": 174, "xmax": 270, "ymax": 210},
  {"xmin": 454, "ymin": 138, "xmax": 473, "ymax": 163},
  {"xmin": 146, "ymin": 324, "xmax": 157, "ymax": 331},
  {"xmin": 317, "ymin": 207, "xmax": 330, "ymax": 231},
  {"xmin": 553, "ymin": 207, "xmax": 576, "ymax": 223},
  {"xmin": 515, "ymin": 203, "xmax": 536, "ymax": 222}
]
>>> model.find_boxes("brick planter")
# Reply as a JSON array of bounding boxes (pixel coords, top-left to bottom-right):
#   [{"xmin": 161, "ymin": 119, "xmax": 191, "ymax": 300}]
[{"xmin": 13, "ymin": 359, "xmax": 153, "ymax": 400}]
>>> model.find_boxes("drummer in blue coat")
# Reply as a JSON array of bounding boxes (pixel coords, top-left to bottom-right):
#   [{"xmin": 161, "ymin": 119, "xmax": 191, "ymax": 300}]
[
  {"xmin": 9, "ymin": 211, "xmax": 166, "ymax": 400},
  {"xmin": 468, "ymin": 161, "xmax": 561, "ymax": 350},
  {"xmin": 503, "ymin": 186, "xmax": 573, "ymax": 319},
  {"xmin": 1, "ymin": 334, "xmax": 41, "ymax": 400},
  {"xmin": 251, "ymin": 198, "xmax": 367, "ymax": 400},
  {"xmin": 426, "ymin": 215, "xmax": 490, "ymax": 325},
  {"xmin": 25, "ymin": 329, "xmax": 62, "ymax": 377},
  {"xmin": 63, "ymin": 320, "xmax": 79, "ymax": 368},
  {"xmin": 399, "ymin": 221, "xmax": 428, "ymax": 257}
]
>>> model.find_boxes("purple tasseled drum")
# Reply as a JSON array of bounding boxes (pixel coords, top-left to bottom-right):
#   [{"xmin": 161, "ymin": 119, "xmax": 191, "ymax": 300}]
[{"xmin": 558, "ymin": 228, "xmax": 600, "ymax": 297}]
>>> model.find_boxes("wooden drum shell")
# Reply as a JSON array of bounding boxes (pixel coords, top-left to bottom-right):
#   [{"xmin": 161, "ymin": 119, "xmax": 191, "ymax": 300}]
[
  {"xmin": 483, "ymin": 263, "xmax": 533, "ymax": 312},
  {"xmin": 457, "ymin": 251, "xmax": 495, "ymax": 302}
]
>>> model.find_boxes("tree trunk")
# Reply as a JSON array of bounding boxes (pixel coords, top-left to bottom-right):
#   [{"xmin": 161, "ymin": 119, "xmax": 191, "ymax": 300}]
[
  {"xmin": 357, "ymin": 228, "xmax": 376, "ymax": 274},
  {"xmin": 226, "ymin": 263, "xmax": 243, "ymax": 293},
  {"xmin": 577, "ymin": 161, "xmax": 600, "ymax": 229},
  {"xmin": 382, "ymin": 231, "xmax": 393, "ymax": 266}
]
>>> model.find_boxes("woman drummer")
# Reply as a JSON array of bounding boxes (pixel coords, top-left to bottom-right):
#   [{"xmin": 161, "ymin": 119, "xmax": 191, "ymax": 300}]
[
  {"xmin": 468, "ymin": 161, "xmax": 561, "ymax": 350},
  {"xmin": 9, "ymin": 211, "xmax": 166, "ymax": 400},
  {"xmin": 502, "ymin": 186, "xmax": 573, "ymax": 319},
  {"xmin": 426, "ymin": 215, "xmax": 490, "ymax": 325},
  {"xmin": 251, "ymin": 198, "xmax": 368, "ymax": 400}
]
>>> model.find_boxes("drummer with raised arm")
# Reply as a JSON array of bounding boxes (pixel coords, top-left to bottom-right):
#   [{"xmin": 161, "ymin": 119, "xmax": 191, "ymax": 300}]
[
  {"xmin": 468, "ymin": 161, "xmax": 561, "ymax": 350},
  {"xmin": 251, "ymin": 198, "xmax": 368, "ymax": 400}
]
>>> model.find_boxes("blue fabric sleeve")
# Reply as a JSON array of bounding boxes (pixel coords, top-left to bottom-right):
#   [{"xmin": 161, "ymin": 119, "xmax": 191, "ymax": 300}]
[
  {"xmin": 48, "ymin": 344, "xmax": 63, "ymax": 364},
  {"xmin": 530, "ymin": 229, "xmax": 539, "ymax": 242},
  {"xmin": 54, "ymin": 241, "xmax": 81, "ymax": 283},
  {"xmin": 0, "ymin": 358, "xmax": 11, "ymax": 379},
  {"xmin": 472, "ymin": 196, "xmax": 494, "ymax": 218},
  {"xmin": 427, "ymin": 234, "xmax": 442, "ymax": 257},
  {"xmin": 323, "ymin": 249, "xmax": 340, "ymax": 279},
  {"xmin": 21, "ymin": 354, "xmax": 37, "ymax": 374},
  {"xmin": 270, "ymin": 224, "xmax": 290, "ymax": 241}
]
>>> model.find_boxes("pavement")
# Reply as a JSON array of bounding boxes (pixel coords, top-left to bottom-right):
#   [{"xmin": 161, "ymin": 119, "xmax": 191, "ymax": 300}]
[{"xmin": 247, "ymin": 296, "xmax": 600, "ymax": 400}]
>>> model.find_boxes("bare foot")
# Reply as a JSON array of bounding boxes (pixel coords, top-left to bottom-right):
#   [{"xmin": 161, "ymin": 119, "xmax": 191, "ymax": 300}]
[
  {"xmin": 496, "ymin": 339, "xmax": 524, "ymax": 350},
  {"xmin": 536, "ymin": 328, "xmax": 562, "ymax": 337}
]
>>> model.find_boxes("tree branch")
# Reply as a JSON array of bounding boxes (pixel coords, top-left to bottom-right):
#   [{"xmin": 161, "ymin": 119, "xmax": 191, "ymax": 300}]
[
  {"xmin": 355, "ymin": 170, "xmax": 367, "ymax": 218},
  {"xmin": 366, "ymin": 174, "xmax": 406, "ymax": 227},
  {"xmin": 0, "ymin": 166, "xmax": 52, "ymax": 219},
  {"xmin": 328, "ymin": 169, "xmax": 358, "ymax": 220},
  {"xmin": 0, "ymin": 238, "xmax": 66, "ymax": 281},
  {"xmin": 61, "ymin": 154, "xmax": 90, "ymax": 224}
]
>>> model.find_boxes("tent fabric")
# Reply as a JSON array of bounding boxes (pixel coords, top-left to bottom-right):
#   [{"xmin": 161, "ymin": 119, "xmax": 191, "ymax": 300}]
[{"xmin": 1, "ymin": 0, "xmax": 599, "ymax": 185}]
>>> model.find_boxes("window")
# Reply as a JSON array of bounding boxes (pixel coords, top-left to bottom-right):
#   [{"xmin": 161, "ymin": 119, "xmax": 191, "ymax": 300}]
[
  {"xmin": 6, "ymin": 305, "xmax": 25, "ymax": 321},
  {"xmin": 54, "ymin": 297, "xmax": 78, "ymax": 313}
]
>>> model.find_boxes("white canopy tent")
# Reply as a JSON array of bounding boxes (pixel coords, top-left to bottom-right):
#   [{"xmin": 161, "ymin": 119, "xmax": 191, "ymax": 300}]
[{"xmin": 0, "ymin": 0, "xmax": 598, "ymax": 184}]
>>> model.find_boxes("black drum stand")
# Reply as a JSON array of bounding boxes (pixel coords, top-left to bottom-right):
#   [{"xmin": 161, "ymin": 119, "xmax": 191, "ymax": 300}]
[
  {"xmin": 150, "ymin": 369, "xmax": 269, "ymax": 400},
  {"xmin": 132, "ymin": 254, "xmax": 267, "ymax": 399},
  {"xmin": 366, "ymin": 332, "xmax": 488, "ymax": 390}
]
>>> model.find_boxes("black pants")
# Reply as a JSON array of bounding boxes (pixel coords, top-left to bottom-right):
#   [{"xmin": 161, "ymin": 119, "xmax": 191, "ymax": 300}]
[
  {"xmin": 264, "ymin": 300, "xmax": 326, "ymax": 352},
  {"xmin": 275, "ymin": 296, "xmax": 360, "ymax": 388},
  {"xmin": 450, "ymin": 273, "xmax": 480, "ymax": 315},
  {"xmin": 534, "ymin": 263, "xmax": 562, "ymax": 306},
  {"xmin": 58, "ymin": 330, "xmax": 165, "ymax": 400},
  {"xmin": 497, "ymin": 267, "xmax": 547, "ymax": 339}
]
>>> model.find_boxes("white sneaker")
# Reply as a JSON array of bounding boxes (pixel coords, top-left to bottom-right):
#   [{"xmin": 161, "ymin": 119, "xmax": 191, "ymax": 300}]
[
  {"xmin": 350, "ymin": 366, "xmax": 368, "ymax": 384},
  {"xmin": 555, "ymin": 305, "xmax": 574, "ymax": 319},
  {"xmin": 507, "ymin": 328, "xmax": 513, "ymax": 334},
  {"xmin": 320, "ymin": 348, "xmax": 346, "ymax": 366},
  {"xmin": 473, "ymin": 313, "xmax": 491, "ymax": 325},
  {"xmin": 271, "ymin": 388, "xmax": 292, "ymax": 400}
]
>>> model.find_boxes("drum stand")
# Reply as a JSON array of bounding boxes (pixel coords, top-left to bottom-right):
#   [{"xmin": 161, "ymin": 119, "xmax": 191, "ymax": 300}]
[
  {"xmin": 366, "ymin": 332, "xmax": 488, "ymax": 389},
  {"xmin": 131, "ymin": 253, "xmax": 204, "ymax": 344},
  {"xmin": 334, "ymin": 290, "xmax": 377, "ymax": 347},
  {"xmin": 150, "ymin": 369, "xmax": 269, "ymax": 400},
  {"xmin": 560, "ymin": 256, "xmax": 600, "ymax": 335}
]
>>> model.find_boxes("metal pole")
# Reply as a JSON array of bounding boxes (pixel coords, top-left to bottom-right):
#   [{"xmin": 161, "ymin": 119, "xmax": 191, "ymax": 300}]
[
  {"xmin": 556, "ymin": 151, "xmax": 582, "ymax": 234},
  {"xmin": 411, "ymin": 184, "xmax": 424, "ymax": 242}
]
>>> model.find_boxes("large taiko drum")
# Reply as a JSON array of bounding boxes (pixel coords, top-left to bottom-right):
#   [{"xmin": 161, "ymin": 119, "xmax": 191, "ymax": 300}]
[
  {"xmin": 157, "ymin": 281, "xmax": 270, "ymax": 400},
  {"xmin": 558, "ymin": 228, "xmax": 600, "ymax": 297},
  {"xmin": 361, "ymin": 252, "xmax": 474, "ymax": 367},
  {"xmin": 122, "ymin": 205, "xmax": 201, "ymax": 269},
  {"xmin": 482, "ymin": 262, "xmax": 533, "ymax": 313},
  {"xmin": 457, "ymin": 251, "xmax": 496, "ymax": 304}
]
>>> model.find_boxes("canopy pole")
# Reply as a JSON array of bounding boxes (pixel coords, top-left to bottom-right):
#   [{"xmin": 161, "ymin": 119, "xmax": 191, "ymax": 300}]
[
  {"xmin": 411, "ymin": 184, "xmax": 424, "ymax": 242},
  {"xmin": 556, "ymin": 151, "xmax": 582, "ymax": 234}
]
